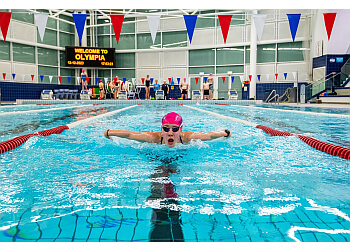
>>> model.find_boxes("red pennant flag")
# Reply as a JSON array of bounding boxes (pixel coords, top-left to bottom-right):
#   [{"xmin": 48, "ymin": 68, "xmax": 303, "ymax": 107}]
[
  {"xmin": 31, "ymin": 75, "xmax": 34, "ymax": 81},
  {"xmin": 168, "ymin": 78, "xmax": 171, "ymax": 84},
  {"xmin": 222, "ymin": 76, "xmax": 226, "ymax": 84},
  {"xmin": 110, "ymin": 15, "xmax": 125, "ymax": 44},
  {"xmin": 249, "ymin": 75, "xmax": 252, "ymax": 81},
  {"xmin": 323, "ymin": 13, "xmax": 337, "ymax": 40},
  {"xmin": 218, "ymin": 15, "xmax": 232, "ymax": 43},
  {"xmin": 275, "ymin": 73, "xmax": 278, "ymax": 80},
  {"xmin": 114, "ymin": 78, "xmax": 117, "ymax": 84},
  {"xmin": 86, "ymin": 77, "xmax": 90, "ymax": 84},
  {"xmin": 58, "ymin": 76, "xmax": 62, "ymax": 83},
  {"xmin": 2, "ymin": 73, "xmax": 6, "ymax": 80},
  {"xmin": 141, "ymin": 78, "xmax": 145, "ymax": 84},
  {"xmin": 195, "ymin": 77, "xmax": 199, "ymax": 84},
  {"xmin": 0, "ymin": 12, "xmax": 11, "ymax": 42}
]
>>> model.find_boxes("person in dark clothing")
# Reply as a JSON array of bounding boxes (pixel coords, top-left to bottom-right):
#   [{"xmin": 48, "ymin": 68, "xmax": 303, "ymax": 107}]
[{"xmin": 161, "ymin": 80, "xmax": 169, "ymax": 100}]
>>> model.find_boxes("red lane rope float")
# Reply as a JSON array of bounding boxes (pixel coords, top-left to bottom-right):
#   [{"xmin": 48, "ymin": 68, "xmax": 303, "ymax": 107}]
[
  {"xmin": 256, "ymin": 125, "xmax": 350, "ymax": 160},
  {"xmin": 214, "ymin": 103, "xmax": 230, "ymax": 106},
  {"xmin": 0, "ymin": 125, "xmax": 69, "ymax": 154}
]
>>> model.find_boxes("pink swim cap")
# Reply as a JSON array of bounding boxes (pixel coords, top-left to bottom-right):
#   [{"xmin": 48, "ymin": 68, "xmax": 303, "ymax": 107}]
[{"xmin": 162, "ymin": 112, "xmax": 183, "ymax": 127}]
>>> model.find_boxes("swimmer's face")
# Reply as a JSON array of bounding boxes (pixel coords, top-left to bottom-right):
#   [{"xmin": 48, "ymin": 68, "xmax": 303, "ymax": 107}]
[{"xmin": 161, "ymin": 124, "xmax": 182, "ymax": 148}]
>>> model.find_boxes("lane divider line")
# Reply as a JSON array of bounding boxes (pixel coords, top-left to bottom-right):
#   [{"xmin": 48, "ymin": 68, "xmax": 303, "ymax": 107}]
[
  {"xmin": 0, "ymin": 104, "xmax": 94, "ymax": 116},
  {"xmin": 214, "ymin": 103, "xmax": 350, "ymax": 118},
  {"xmin": 182, "ymin": 104, "xmax": 350, "ymax": 160},
  {"xmin": 0, "ymin": 103, "xmax": 142, "ymax": 154}
]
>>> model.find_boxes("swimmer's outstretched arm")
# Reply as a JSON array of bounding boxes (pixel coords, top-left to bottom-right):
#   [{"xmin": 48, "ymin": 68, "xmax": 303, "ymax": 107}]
[
  {"xmin": 186, "ymin": 129, "xmax": 231, "ymax": 141},
  {"xmin": 104, "ymin": 129, "xmax": 159, "ymax": 143}
]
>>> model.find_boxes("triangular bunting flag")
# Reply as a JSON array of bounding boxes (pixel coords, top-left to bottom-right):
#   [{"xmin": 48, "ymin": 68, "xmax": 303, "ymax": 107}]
[
  {"xmin": 150, "ymin": 78, "xmax": 153, "ymax": 84},
  {"xmin": 40, "ymin": 75, "xmax": 44, "ymax": 82},
  {"xmin": 287, "ymin": 14, "xmax": 301, "ymax": 42},
  {"xmin": 147, "ymin": 15, "xmax": 160, "ymax": 44},
  {"xmin": 284, "ymin": 73, "xmax": 287, "ymax": 80},
  {"xmin": 177, "ymin": 78, "xmax": 180, "ymax": 84},
  {"xmin": 231, "ymin": 76, "xmax": 235, "ymax": 83},
  {"xmin": 218, "ymin": 15, "xmax": 232, "ymax": 43},
  {"xmin": 293, "ymin": 72, "xmax": 297, "ymax": 80},
  {"xmin": 183, "ymin": 15, "xmax": 198, "ymax": 44},
  {"xmin": 59, "ymin": 76, "xmax": 62, "ymax": 83},
  {"xmin": 110, "ymin": 15, "xmax": 125, "ymax": 44},
  {"xmin": 266, "ymin": 74, "xmax": 270, "ymax": 81},
  {"xmin": 86, "ymin": 77, "xmax": 90, "ymax": 84},
  {"xmin": 257, "ymin": 75, "xmax": 261, "ymax": 81},
  {"xmin": 275, "ymin": 73, "xmax": 278, "ymax": 80},
  {"xmin": 77, "ymin": 77, "xmax": 80, "ymax": 84},
  {"xmin": 2, "ymin": 73, "xmax": 6, "ymax": 80},
  {"xmin": 222, "ymin": 76, "xmax": 226, "ymax": 84},
  {"xmin": 195, "ymin": 77, "xmax": 199, "ymax": 84},
  {"xmin": 34, "ymin": 13, "xmax": 49, "ymax": 42},
  {"xmin": 68, "ymin": 76, "xmax": 71, "ymax": 83},
  {"xmin": 31, "ymin": 75, "xmax": 34, "ymax": 81},
  {"xmin": 239, "ymin": 76, "xmax": 244, "ymax": 83},
  {"xmin": 0, "ymin": 12, "xmax": 11, "ymax": 42},
  {"xmin": 72, "ymin": 14, "xmax": 87, "ymax": 44},
  {"xmin": 132, "ymin": 78, "xmax": 136, "ymax": 84},
  {"xmin": 168, "ymin": 78, "xmax": 171, "ymax": 84},
  {"xmin": 12, "ymin": 73, "xmax": 15, "ymax": 80},
  {"xmin": 104, "ymin": 77, "xmax": 108, "ymax": 84},
  {"xmin": 253, "ymin": 14, "xmax": 267, "ymax": 42},
  {"xmin": 171, "ymin": 78, "xmax": 174, "ymax": 85},
  {"xmin": 123, "ymin": 78, "xmax": 126, "ymax": 83},
  {"xmin": 323, "ymin": 13, "xmax": 337, "ymax": 40},
  {"xmin": 249, "ymin": 75, "xmax": 252, "ymax": 82},
  {"xmin": 49, "ymin": 75, "xmax": 53, "ymax": 83},
  {"xmin": 141, "ymin": 78, "xmax": 145, "ymax": 84}
]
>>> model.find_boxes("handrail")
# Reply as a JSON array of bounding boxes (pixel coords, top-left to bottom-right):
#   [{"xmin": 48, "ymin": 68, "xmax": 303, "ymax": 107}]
[
  {"xmin": 278, "ymin": 87, "xmax": 292, "ymax": 103},
  {"xmin": 265, "ymin": 90, "xmax": 280, "ymax": 104},
  {"xmin": 265, "ymin": 90, "xmax": 276, "ymax": 102}
]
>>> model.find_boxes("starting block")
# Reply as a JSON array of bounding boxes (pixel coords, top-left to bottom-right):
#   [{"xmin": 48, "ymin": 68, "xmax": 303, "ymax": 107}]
[
  {"xmin": 228, "ymin": 90, "xmax": 238, "ymax": 100},
  {"xmin": 80, "ymin": 90, "xmax": 91, "ymax": 100},
  {"xmin": 192, "ymin": 90, "xmax": 201, "ymax": 100},
  {"xmin": 155, "ymin": 90, "xmax": 164, "ymax": 100},
  {"xmin": 118, "ymin": 91, "xmax": 127, "ymax": 100},
  {"xmin": 41, "ymin": 90, "xmax": 53, "ymax": 100}
]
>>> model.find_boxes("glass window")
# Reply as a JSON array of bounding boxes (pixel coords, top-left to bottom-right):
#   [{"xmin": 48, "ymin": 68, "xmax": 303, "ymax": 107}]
[
  {"xmin": 97, "ymin": 19, "xmax": 111, "ymax": 35},
  {"xmin": 217, "ymin": 65, "xmax": 244, "ymax": 74},
  {"xmin": 121, "ymin": 18, "xmax": 135, "ymax": 34},
  {"xmin": 277, "ymin": 42, "xmax": 305, "ymax": 62},
  {"xmin": 97, "ymin": 35, "xmax": 110, "ymax": 48},
  {"xmin": 196, "ymin": 10, "xmax": 216, "ymax": 28},
  {"xmin": 189, "ymin": 49, "xmax": 215, "ymax": 66},
  {"xmin": 38, "ymin": 48, "xmax": 58, "ymax": 66},
  {"xmin": 59, "ymin": 32, "xmax": 75, "ymax": 47},
  {"xmin": 59, "ymin": 14, "xmax": 75, "ymax": 33},
  {"xmin": 257, "ymin": 44, "xmax": 276, "ymax": 63},
  {"xmin": 113, "ymin": 34, "xmax": 135, "ymax": 50},
  {"xmin": 37, "ymin": 29, "xmax": 57, "ymax": 46},
  {"xmin": 12, "ymin": 43, "xmax": 35, "ymax": 63},
  {"xmin": 216, "ymin": 47, "xmax": 244, "ymax": 65},
  {"xmin": 112, "ymin": 69, "xmax": 135, "ymax": 81},
  {"xmin": 189, "ymin": 66, "xmax": 215, "ymax": 75},
  {"xmin": 245, "ymin": 46, "xmax": 250, "ymax": 64},
  {"xmin": 12, "ymin": 9, "xmax": 34, "ymax": 24},
  {"xmin": 216, "ymin": 11, "xmax": 245, "ymax": 26},
  {"xmin": 0, "ymin": 40, "xmax": 10, "ymax": 60},
  {"xmin": 38, "ymin": 66, "xmax": 58, "ymax": 84},
  {"xmin": 97, "ymin": 69, "xmax": 112, "ymax": 80},
  {"xmin": 59, "ymin": 68, "xmax": 75, "ymax": 85},
  {"xmin": 115, "ymin": 53, "xmax": 135, "ymax": 68},
  {"xmin": 162, "ymin": 31, "xmax": 187, "ymax": 48},
  {"xmin": 137, "ymin": 33, "xmax": 161, "ymax": 49}
]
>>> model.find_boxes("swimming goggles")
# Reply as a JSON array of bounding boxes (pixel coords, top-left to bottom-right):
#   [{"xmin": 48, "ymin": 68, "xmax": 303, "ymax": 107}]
[{"xmin": 162, "ymin": 126, "xmax": 181, "ymax": 132}]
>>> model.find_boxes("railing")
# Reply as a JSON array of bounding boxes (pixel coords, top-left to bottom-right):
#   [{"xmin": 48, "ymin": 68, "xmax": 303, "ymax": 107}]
[
  {"xmin": 340, "ymin": 58, "xmax": 350, "ymax": 87},
  {"xmin": 278, "ymin": 87, "xmax": 292, "ymax": 103},
  {"xmin": 305, "ymin": 72, "xmax": 340, "ymax": 102},
  {"xmin": 265, "ymin": 90, "xmax": 279, "ymax": 104}
]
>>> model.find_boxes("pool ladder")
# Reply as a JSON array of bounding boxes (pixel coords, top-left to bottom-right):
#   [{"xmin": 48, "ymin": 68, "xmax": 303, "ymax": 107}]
[{"xmin": 265, "ymin": 90, "xmax": 279, "ymax": 104}]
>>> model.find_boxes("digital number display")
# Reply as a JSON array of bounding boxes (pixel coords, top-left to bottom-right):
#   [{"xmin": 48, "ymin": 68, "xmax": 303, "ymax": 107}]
[{"xmin": 65, "ymin": 46, "xmax": 115, "ymax": 68}]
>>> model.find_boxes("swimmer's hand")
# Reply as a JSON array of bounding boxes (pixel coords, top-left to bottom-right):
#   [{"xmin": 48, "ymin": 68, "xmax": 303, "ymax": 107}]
[
  {"xmin": 104, "ymin": 129, "xmax": 110, "ymax": 139},
  {"xmin": 224, "ymin": 129, "xmax": 231, "ymax": 138}
]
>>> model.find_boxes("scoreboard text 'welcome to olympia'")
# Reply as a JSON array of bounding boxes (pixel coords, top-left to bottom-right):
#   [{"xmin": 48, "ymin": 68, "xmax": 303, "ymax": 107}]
[{"xmin": 65, "ymin": 46, "xmax": 116, "ymax": 68}]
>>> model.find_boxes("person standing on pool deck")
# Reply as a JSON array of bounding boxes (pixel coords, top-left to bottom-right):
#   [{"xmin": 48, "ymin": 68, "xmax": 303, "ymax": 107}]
[
  {"xmin": 161, "ymin": 80, "xmax": 169, "ymax": 100},
  {"xmin": 80, "ymin": 69, "xmax": 88, "ymax": 91},
  {"xmin": 104, "ymin": 112, "xmax": 231, "ymax": 148},
  {"xmin": 145, "ymin": 75, "xmax": 151, "ymax": 100},
  {"xmin": 208, "ymin": 73, "xmax": 214, "ymax": 100},
  {"xmin": 179, "ymin": 78, "xmax": 190, "ymax": 100},
  {"xmin": 203, "ymin": 78, "xmax": 210, "ymax": 100}
]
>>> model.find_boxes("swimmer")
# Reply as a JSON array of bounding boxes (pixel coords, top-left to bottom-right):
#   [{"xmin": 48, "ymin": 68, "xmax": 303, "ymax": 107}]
[{"xmin": 104, "ymin": 112, "xmax": 231, "ymax": 148}]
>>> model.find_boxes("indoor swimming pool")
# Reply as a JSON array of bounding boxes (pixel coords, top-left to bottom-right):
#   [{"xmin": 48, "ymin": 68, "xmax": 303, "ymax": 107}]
[{"xmin": 0, "ymin": 102, "xmax": 349, "ymax": 242}]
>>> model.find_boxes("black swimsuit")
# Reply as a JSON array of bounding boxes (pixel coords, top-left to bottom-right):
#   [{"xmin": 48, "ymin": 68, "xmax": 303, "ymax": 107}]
[
  {"xmin": 145, "ymin": 79, "xmax": 151, "ymax": 87},
  {"xmin": 160, "ymin": 137, "xmax": 183, "ymax": 144}
]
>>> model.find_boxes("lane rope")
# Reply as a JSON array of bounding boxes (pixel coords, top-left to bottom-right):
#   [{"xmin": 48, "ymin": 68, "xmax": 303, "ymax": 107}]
[
  {"xmin": 182, "ymin": 104, "xmax": 350, "ymax": 160},
  {"xmin": 0, "ymin": 103, "xmax": 142, "ymax": 154},
  {"xmin": 0, "ymin": 104, "xmax": 94, "ymax": 116}
]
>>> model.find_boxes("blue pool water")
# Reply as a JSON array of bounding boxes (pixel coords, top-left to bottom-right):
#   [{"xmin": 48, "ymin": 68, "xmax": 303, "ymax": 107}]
[{"xmin": 0, "ymin": 103, "xmax": 349, "ymax": 242}]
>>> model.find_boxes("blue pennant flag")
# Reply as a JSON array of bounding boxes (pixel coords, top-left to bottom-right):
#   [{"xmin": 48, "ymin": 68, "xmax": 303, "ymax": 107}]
[
  {"xmin": 183, "ymin": 15, "xmax": 198, "ymax": 44},
  {"xmin": 95, "ymin": 77, "xmax": 99, "ymax": 84},
  {"xmin": 68, "ymin": 76, "xmax": 71, "ymax": 83},
  {"xmin": 73, "ymin": 14, "xmax": 87, "ymax": 44},
  {"xmin": 287, "ymin": 14, "xmax": 301, "ymax": 42},
  {"xmin": 12, "ymin": 74, "xmax": 15, "ymax": 80},
  {"xmin": 257, "ymin": 75, "xmax": 261, "ymax": 81},
  {"xmin": 150, "ymin": 78, "xmax": 153, "ymax": 84},
  {"xmin": 177, "ymin": 78, "xmax": 180, "ymax": 84},
  {"xmin": 123, "ymin": 78, "xmax": 126, "ymax": 83},
  {"xmin": 284, "ymin": 73, "xmax": 288, "ymax": 80},
  {"xmin": 40, "ymin": 75, "xmax": 44, "ymax": 82},
  {"xmin": 171, "ymin": 77, "xmax": 174, "ymax": 85},
  {"xmin": 231, "ymin": 76, "xmax": 235, "ymax": 83},
  {"xmin": 204, "ymin": 77, "xmax": 208, "ymax": 83}
]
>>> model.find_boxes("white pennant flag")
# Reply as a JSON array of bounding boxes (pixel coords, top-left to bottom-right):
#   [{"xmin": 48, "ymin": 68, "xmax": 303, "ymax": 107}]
[
  {"xmin": 49, "ymin": 75, "xmax": 53, "ymax": 83},
  {"xmin": 253, "ymin": 14, "xmax": 267, "ymax": 42},
  {"xmin": 147, "ymin": 15, "xmax": 161, "ymax": 44},
  {"xmin": 34, "ymin": 13, "xmax": 49, "ymax": 42},
  {"xmin": 132, "ymin": 78, "xmax": 136, "ymax": 85},
  {"xmin": 239, "ymin": 76, "xmax": 244, "ymax": 83},
  {"xmin": 292, "ymin": 72, "xmax": 297, "ymax": 80},
  {"xmin": 266, "ymin": 74, "xmax": 270, "ymax": 81},
  {"xmin": 77, "ymin": 77, "xmax": 80, "ymax": 84},
  {"xmin": 104, "ymin": 78, "xmax": 108, "ymax": 84},
  {"xmin": 22, "ymin": 74, "xmax": 25, "ymax": 81}
]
